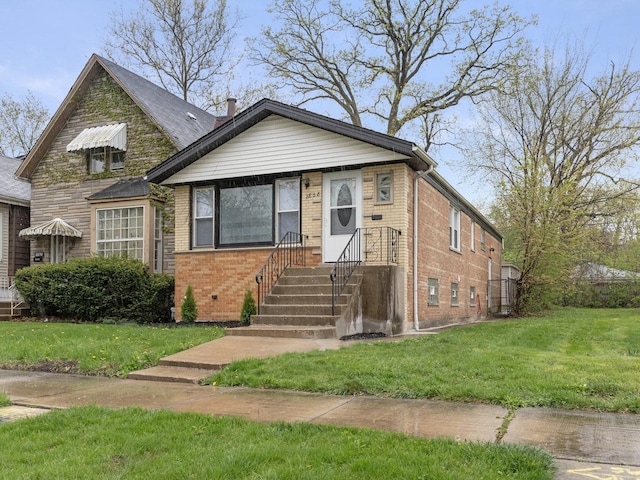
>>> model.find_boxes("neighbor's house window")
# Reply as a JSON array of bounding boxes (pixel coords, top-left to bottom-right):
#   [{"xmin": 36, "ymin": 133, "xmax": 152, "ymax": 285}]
[
  {"xmin": 470, "ymin": 286, "xmax": 476, "ymax": 306},
  {"xmin": 449, "ymin": 206, "xmax": 460, "ymax": 251},
  {"xmin": 428, "ymin": 278, "xmax": 439, "ymax": 306},
  {"xmin": 153, "ymin": 207, "xmax": 163, "ymax": 273},
  {"xmin": 88, "ymin": 147, "xmax": 125, "ymax": 174},
  {"xmin": 470, "ymin": 220, "xmax": 476, "ymax": 252},
  {"xmin": 451, "ymin": 282, "xmax": 459, "ymax": 306},
  {"xmin": 480, "ymin": 228, "xmax": 486, "ymax": 251},
  {"xmin": 96, "ymin": 207, "xmax": 144, "ymax": 260},
  {"xmin": 276, "ymin": 178, "xmax": 300, "ymax": 241},
  {"xmin": 194, "ymin": 178, "xmax": 300, "ymax": 248},
  {"xmin": 376, "ymin": 172, "xmax": 393, "ymax": 204}
]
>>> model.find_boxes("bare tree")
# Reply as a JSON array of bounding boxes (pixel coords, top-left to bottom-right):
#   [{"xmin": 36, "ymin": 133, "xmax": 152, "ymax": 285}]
[
  {"xmin": 253, "ymin": 0, "xmax": 534, "ymax": 146},
  {"xmin": 0, "ymin": 91, "xmax": 50, "ymax": 157},
  {"xmin": 104, "ymin": 0, "xmax": 240, "ymax": 108},
  {"xmin": 465, "ymin": 41, "xmax": 640, "ymax": 313}
]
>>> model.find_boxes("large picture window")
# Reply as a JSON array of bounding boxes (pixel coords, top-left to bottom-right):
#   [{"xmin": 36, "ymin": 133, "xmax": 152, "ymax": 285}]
[
  {"xmin": 96, "ymin": 207, "xmax": 144, "ymax": 260},
  {"xmin": 220, "ymin": 184, "xmax": 273, "ymax": 245},
  {"xmin": 193, "ymin": 178, "xmax": 300, "ymax": 248}
]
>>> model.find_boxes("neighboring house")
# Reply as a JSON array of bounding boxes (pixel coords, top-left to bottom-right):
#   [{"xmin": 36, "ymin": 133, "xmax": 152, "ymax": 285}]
[
  {"xmin": 0, "ymin": 155, "xmax": 31, "ymax": 292},
  {"xmin": 16, "ymin": 54, "xmax": 217, "ymax": 273},
  {"xmin": 146, "ymin": 99, "xmax": 502, "ymax": 333},
  {"xmin": 574, "ymin": 262, "xmax": 640, "ymax": 284}
]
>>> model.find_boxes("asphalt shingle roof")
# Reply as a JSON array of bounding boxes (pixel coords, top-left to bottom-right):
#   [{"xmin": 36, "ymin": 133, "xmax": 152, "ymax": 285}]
[
  {"xmin": 0, "ymin": 155, "xmax": 30, "ymax": 205},
  {"xmin": 97, "ymin": 56, "xmax": 216, "ymax": 150}
]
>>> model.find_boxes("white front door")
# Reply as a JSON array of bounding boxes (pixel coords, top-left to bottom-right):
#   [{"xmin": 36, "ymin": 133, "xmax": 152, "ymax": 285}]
[{"xmin": 322, "ymin": 170, "xmax": 363, "ymax": 262}]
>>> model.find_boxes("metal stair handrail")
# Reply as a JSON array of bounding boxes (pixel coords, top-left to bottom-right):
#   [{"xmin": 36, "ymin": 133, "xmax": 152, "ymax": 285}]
[
  {"xmin": 330, "ymin": 229, "xmax": 362, "ymax": 316},
  {"xmin": 256, "ymin": 232, "xmax": 307, "ymax": 313},
  {"xmin": 330, "ymin": 227, "xmax": 401, "ymax": 315}
]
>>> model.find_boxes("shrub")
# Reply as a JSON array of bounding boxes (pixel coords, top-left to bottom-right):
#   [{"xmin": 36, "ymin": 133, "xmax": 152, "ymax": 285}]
[
  {"xmin": 240, "ymin": 289, "xmax": 256, "ymax": 325},
  {"xmin": 181, "ymin": 285, "xmax": 198, "ymax": 323},
  {"xmin": 14, "ymin": 257, "xmax": 175, "ymax": 323}
]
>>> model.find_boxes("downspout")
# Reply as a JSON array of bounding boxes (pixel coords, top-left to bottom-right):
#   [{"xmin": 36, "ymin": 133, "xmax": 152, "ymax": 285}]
[{"xmin": 413, "ymin": 167, "xmax": 434, "ymax": 331}]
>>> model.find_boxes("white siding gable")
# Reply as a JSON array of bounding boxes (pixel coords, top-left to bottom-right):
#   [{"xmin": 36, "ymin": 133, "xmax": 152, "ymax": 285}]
[{"xmin": 163, "ymin": 115, "xmax": 411, "ymax": 184}]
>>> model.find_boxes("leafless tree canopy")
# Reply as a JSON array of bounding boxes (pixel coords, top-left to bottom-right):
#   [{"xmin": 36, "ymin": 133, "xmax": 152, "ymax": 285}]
[
  {"xmin": 0, "ymin": 92, "xmax": 50, "ymax": 157},
  {"xmin": 253, "ymin": 0, "xmax": 534, "ymax": 147},
  {"xmin": 104, "ymin": 0, "xmax": 240, "ymax": 108}
]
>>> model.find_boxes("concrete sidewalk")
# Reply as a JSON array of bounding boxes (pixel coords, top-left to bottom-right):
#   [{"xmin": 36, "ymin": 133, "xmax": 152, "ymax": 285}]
[{"xmin": 1, "ymin": 368, "xmax": 640, "ymax": 479}]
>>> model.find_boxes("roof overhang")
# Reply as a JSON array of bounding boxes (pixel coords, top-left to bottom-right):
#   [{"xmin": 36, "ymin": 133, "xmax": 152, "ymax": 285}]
[
  {"xmin": 67, "ymin": 123, "xmax": 127, "ymax": 152},
  {"xmin": 19, "ymin": 218, "xmax": 83, "ymax": 239}
]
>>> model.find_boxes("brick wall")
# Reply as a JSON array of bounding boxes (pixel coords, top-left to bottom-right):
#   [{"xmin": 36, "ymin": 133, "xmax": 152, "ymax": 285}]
[{"xmin": 174, "ymin": 248, "xmax": 319, "ymax": 321}]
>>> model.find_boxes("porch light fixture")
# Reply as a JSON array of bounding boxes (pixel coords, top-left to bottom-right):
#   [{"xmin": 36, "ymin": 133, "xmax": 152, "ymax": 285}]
[{"xmin": 303, "ymin": 177, "xmax": 310, "ymax": 189}]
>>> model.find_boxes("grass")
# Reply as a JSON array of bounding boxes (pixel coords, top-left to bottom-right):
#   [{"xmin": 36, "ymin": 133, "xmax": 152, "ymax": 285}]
[
  {"xmin": 0, "ymin": 322, "xmax": 223, "ymax": 377},
  {"xmin": 209, "ymin": 308, "xmax": 640, "ymax": 412},
  {"xmin": 0, "ymin": 406, "xmax": 555, "ymax": 479},
  {"xmin": 0, "ymin": 393, "xmax": 10, "ymax": 406}
]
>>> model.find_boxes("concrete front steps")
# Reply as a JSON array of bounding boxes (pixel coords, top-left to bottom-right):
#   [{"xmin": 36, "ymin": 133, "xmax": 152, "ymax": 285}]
[
  {"xmin": 226, "ymin": 266, "xmax": 355, "ymax": 340},
  {"xmin": 128, "ymin": 356, "xmax": 225, "ymax": 384}
]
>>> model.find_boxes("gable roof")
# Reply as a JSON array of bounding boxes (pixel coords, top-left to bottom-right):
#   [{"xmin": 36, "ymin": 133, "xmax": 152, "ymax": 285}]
[
  {"xmin": 16, "ymin": 54, "xmax": 216, "ymax": 179},
  {"xmin": 145, "ymin": 98, "xmax": 437, "ymax": 185},
  {"xmin": 0, "ymin": 155, "xmax": 30, "ymax": 206}
]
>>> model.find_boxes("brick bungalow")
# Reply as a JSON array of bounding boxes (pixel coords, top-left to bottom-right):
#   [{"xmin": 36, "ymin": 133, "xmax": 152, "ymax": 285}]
[{"xmin": 146, "ymin": 99, "xmax": 502, "ymax": 335}]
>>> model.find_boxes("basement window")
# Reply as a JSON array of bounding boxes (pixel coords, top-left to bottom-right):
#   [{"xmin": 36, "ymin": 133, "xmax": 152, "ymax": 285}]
[{"xmin": 428, "ymin": 278, "xmax": 439, "ymax": 306}]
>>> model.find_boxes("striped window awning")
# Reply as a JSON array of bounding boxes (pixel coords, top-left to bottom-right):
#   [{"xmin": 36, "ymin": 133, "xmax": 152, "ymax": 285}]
[
  {"xmin": 19, "ymin": 218, "xmax": 83, "ymax": 239},
  {"xmin": 66, "ymin": 123, "xmax": 127, "ymax": 152}
]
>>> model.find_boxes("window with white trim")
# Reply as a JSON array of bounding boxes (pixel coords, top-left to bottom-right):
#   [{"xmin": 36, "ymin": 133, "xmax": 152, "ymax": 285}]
[
  {"xmin": 376, "ymin": 172, "xmax": 393, "ymax": 204},
  {"xmin": 449, "ymin": 206, "xmax": 460, "ymax": 251},
  {"xmin": 276, "ymin": 178, "xmax": 300, "ymax": 241},
  {"xmin": 470, "ymin": 286, "xmax": 476, "ymax": 306},
  {"xmin": 480, "ymin": 228, "xmax": 486, "ymax": 251},
  {"xmin": 451, "ymin": 282, "xmax": 459, "ymax": 306},
  {"xmin": 96, "ymin": 207, "xmax": 144, "ymax": 260},
  {"xmin": 428, "ymin": 278, "xmax": 439, "ymax": 306},
  {"xmin": 470, "ymin": 220, "xmax": 476, "ymax": 251},
  {"xmin": 194, "ymin": 187, "xmax": 214, "ymax": 247}
]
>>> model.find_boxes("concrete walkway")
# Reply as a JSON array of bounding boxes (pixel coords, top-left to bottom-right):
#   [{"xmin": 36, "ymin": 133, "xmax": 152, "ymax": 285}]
[{"xmin": 1, "ymin": 334, "xmax": 640, "ymax": 479}]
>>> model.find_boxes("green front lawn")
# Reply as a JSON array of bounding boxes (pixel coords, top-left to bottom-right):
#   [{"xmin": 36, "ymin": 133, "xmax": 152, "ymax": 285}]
[
  {"xmin": 0, "ymin": 322, "xmax": 223, "ymax": 377},
  {"xmin": 209, "ymin": 308, "xmax": 640, "ymax": 412},
  {"xmin": 0, "ymin": 406, "xmax": 555, "ymax": 479}
]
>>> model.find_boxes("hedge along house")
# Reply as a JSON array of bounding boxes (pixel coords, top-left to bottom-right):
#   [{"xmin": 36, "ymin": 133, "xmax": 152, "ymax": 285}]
[
  {"xmin": 146, "ymin": 99, "xmax": 503, "ymax": 336},
  {"xmin": 16, "ymin": 54, "xmax": 217, "ymax": 272},
  {"xmin": 0, "ymin": 156, "xmax": 31, "ymax": 297}
]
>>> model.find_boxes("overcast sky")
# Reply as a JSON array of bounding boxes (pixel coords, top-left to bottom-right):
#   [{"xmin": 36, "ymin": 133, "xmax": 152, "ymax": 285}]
[{"xmin": 0, "ymin": 0, "xmax": 637, "ymax": 204}]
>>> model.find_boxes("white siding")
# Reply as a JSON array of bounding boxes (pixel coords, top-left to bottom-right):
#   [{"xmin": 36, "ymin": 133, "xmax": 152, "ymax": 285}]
[{"xmin": 163, "ymin": 115, "xmax": 410, "ymax": 184}]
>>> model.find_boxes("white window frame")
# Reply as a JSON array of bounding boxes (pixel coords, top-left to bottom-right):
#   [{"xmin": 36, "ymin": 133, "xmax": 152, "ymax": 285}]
[
  {"xmin": 449, "ymin": 206, "xmax": 460, "ymax": 252},
  {"xmin": 428, "ymin": 278, "xmax": 439, "ymax": 306},
  {"xmin": 470, "ymin": 220, "xmax": 476, "ymax": 252},
  {"xmin": 96, "ymin": 206, "xmax": 145, "ymax": 261},
  {"xmin": 276, "ymin": 177, "xmax": 301, "ymax": 242},
  {"xmin": 470, "ymin": 286, "xmax": 476, "ymax": 306},
  {"xmin": 193, "ymin": 186, "xmax": 214, "ymax": 247},
  {"xmin": 451, "ymin": 282, "xmax": 459, "ymax": 306}
]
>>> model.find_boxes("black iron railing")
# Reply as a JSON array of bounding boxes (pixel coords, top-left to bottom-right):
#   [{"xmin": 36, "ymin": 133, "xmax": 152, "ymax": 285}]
[
  {"xmin": 330, "ymin": 227, "xmax": 401, "ymax": 315},
  {"xmin": 256, "ymin": 232, "xmax": 307, "ymax": 313}
]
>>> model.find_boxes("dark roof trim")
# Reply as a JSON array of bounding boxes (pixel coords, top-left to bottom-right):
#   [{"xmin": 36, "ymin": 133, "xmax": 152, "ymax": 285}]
[{"xmin": 146, "ymin": 99, "xmax": 437, "ymax": 184}]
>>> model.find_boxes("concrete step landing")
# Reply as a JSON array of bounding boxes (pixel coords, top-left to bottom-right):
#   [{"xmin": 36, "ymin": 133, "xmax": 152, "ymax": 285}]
[
  {"xmin": 227, "ymin": 325, "xmax": 337, "ymax": 339},
  {"xmin": 128, "ymin": 365, "xmax": 217, "ymax": 384}
]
